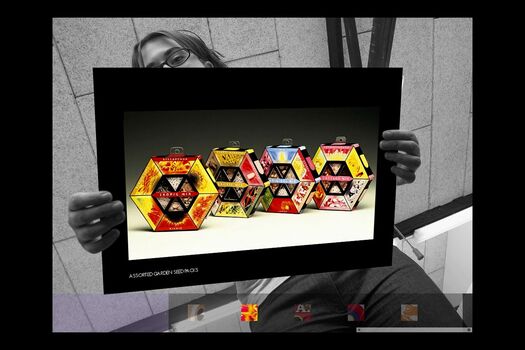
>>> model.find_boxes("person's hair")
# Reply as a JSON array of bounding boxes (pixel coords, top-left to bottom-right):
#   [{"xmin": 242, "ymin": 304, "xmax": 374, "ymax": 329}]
[{"xmin": 131, "ymin": 29, "xmax": 228, "ymax": 68}]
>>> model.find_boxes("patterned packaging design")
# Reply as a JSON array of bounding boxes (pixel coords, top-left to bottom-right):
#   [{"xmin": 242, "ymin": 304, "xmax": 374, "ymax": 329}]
[
  {"xmin": 206, "ymin": 146, "xmax": 269, "ymax": 218},
  {"xmin": 311, "ymin": 139, "xmax": 374, "ymax": 211},
  {"xmin": 259, "ymin": 143, "xmax": 319, "ymax": 214},
  {"xmin": 130, "ymin": 149, "xmax": 218, "ymax": 231}
]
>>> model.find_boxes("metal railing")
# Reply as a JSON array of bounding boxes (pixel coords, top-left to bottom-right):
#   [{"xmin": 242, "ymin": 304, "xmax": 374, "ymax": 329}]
[{"xmin": 326, "ymin": 18, "xmax": 397, "ymax": 68}]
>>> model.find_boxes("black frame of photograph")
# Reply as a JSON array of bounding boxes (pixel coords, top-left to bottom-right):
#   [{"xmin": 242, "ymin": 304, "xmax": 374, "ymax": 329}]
[{"xmin": 94, "ymin": 68, "xmax": 402, "ymax": 294}]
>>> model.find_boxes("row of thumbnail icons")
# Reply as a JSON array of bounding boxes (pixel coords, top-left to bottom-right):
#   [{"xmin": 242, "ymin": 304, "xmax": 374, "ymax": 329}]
[{"xmin": 187, "ymin": 303, "xmax": 419, "ymax": 322}]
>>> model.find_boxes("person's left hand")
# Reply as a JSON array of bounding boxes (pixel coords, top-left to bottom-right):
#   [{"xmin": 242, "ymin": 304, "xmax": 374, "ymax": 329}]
[{"xmin": 379, "ymin": 130, "xmax": 421, "ymax": 185}]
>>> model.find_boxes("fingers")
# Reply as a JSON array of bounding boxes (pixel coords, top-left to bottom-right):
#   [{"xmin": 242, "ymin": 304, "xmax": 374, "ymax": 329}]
[
  {"xmin": 68, "ymin": 192, "xmax": 124, "ymax": 254},
  {"xmin": 381, "ymin": 131, "xmax": 421, "ymax": 185},
  {"xmin": 81, "ymin": 229, "xmax": 121, "ymax": 254},
  {"xmin": 76, "ymin": 211, "xmax": 126, "ymax": 243},
  {"xmin": 391, "ymin": 166, "xmax": 416, "ymax": 184},
  {"xmin": 379, "ymin": 140, "xmax": 420, "ymax": 156},
  {"xmin": 396, "ymin": 177, "xmax": 410, "ymax": 186},
  {"xmin": 382, "ymin": 130, "xmax": 419, "ymax": 143},
  {"xmin": 384, "ymin": 152, "xmax": 421, "ymax": 171},
  {"xmin": 69, "ymin": 191, "xmax": 113, "ymax": 211},
  {"xmin": 68, "ymin": 200, "xmax": 124, "ymax": 228}
]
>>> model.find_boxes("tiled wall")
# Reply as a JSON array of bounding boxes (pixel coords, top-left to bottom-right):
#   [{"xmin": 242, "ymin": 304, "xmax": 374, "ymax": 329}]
[{"xmin": 52, "ymin": 17, "xmax": 472, "ymax": 332}]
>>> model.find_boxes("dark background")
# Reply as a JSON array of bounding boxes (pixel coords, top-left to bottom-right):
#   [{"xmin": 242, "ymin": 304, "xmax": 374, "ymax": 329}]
[{"xmin": 124, "ymin": 107, "xmax": 379, "ymax": 195}]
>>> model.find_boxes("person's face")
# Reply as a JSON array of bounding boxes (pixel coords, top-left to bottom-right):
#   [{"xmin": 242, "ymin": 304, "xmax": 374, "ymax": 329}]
[{"xmin": 141, "ymin": 36, "xmax": 213, "ymax": 68}]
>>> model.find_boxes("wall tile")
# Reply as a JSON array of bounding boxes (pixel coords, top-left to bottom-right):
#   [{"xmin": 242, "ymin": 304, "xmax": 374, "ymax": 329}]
[
  {"xmin": 356, "ymin": 18, "xmax": 373, "ymax": 33},
  {"xmin": 395, "ymin": 126, "xmax": 431, "ymax": 222},
  {"xmin": 53, "ymin": 244, "xmax": 75, "ymax": 294},
  {"xmin": 132, "ymin": 18, "xmax": 211, "ymax": 46},
  {"xmin": 76, "ymin": 94, "xmax": 96, "ymax": 155},
  {"xmin": 424, "ymin": 232, "xmax": 448, "ymax": 273},
  {"xmin": 53, "ymin": 43, "xmax": 98, "ymax": 242},
  {"xmin": 430, "ymin": 18, "xmax": 472, "ymax": 207},
  {"xmin": 78, "ymin": 293, "xmax": 153, "ymax": 332},
  {"xmin": 209, "ymin": 18, "xmax": 277, "ymax": 61},
  {"xmin": 226, "ymin": 51, "xmax": 280, "ymax": 67},
  {"xmin": 470, "ymin": 85, "xmax": 472, "ymax": 113},
  {"xmin": 464, "ymin": 114, "xmax": 473, "ymax": 195},
  {"xmin": 341, "ymin": 18, "xmax": 373, "ymax": 37},
  {"xmin": 359, "ymin": 31, "xmax": 371, "ymax": 65},
  {"xmin": 148, "ymin": 285, "xmax": 206, "ymax": 314},
  {"xmin": 344, "ymin": 18, "xmax": 434, "ymax": 132},
  {"xmin": 390, "ymin": 18, "xmax": 434, "ymax": 130},
  {"xmin": 276, "ymin": 18, "xmax": 330, "ymax": 67},
  {"xmin": 53, "ymin": 294, "xmax": 93, "ymax": 332},
  {"xmin": 53, "ymin": 18, "xmax": 137, "ymax": 96},
  {"xmin": 54, "ymin": 237, "xmax": 103, "ymax": 294}
]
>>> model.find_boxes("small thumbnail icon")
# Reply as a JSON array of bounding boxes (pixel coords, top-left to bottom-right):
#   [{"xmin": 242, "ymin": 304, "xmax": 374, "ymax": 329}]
[
  {"xmin": 400, "ymin": 304, "xmax": 418, "ymax": 321},
  {"xmin": 187, "ymin": 304, "xmax": 205, "ymax": 321},
  {"xmin": 240, "ymin": 304, "xmax": 258, "ymax": 322},
  {"xmin": 294, "ymin": 304, "xmax": 312, "ymax": 322},
  {"xmin": 347, "ymin": 304, "xmax": 365, "ymax": 321}
]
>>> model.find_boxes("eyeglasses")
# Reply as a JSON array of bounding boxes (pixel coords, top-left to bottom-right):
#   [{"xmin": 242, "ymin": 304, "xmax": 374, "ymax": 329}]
[{"xmin": 153, "ymin": 48, "xmax": 193, "ymax": 68}]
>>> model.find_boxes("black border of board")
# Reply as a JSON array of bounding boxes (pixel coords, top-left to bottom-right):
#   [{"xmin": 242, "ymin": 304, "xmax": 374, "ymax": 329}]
[{"xmin": 94, "ymin": 68, "xmax": 401, "ymax": 294}]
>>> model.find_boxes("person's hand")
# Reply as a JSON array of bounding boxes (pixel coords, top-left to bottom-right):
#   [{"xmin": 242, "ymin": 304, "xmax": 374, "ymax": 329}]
[
  {"xmin": 68, "ymin": 191, "xmax": 125, "ymax": 253},
  {"xmin": 379, "ymin": 130, "xmax": 421, "ymax": 185}
]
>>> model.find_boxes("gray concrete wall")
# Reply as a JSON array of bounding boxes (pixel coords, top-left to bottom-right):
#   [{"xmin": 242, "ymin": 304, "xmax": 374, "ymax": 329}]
[{"xmin": 52, "ymin": 17, "xmax": 472, "ymax": 331}]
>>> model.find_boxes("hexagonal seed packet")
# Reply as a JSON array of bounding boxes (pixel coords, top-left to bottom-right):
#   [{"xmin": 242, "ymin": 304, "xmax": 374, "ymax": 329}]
[
  {"xmin": 206, "ymin": 142, "xmax": 269, "ymax": 218},
  {"xmin": 130, "ymin": 147, "xmax": 218, "ymax": 231},
  {"xmin": 311, "ymin": 137, "xmax": 374, "ymax": 211},
  {"xmin": 259, "ymin": 139, "xmax": 320, "ymax": 214}
]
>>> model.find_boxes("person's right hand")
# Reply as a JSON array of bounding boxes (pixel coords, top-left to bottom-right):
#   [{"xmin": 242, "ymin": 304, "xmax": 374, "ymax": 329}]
[{"xmin": 68, "ymin": 191, "xmax": 125, "ymax": 254}]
